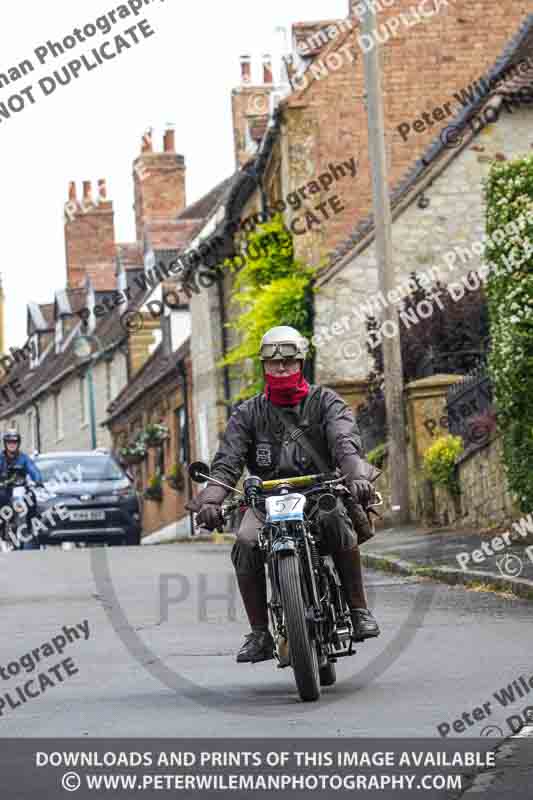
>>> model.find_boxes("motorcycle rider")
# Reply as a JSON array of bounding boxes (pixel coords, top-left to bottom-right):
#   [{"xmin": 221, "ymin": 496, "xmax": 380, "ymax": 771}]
[
  {"xmin": 0, "ymin": 429, "xmax": 42, "ymax": 550},
  {"xmin": 186, "ymin": 326, "xmax": 380, "ymax": 664}
]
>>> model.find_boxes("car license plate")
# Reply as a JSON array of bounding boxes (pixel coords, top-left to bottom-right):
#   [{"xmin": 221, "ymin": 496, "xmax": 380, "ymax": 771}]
[{"xmin": 69, "ymin": 510, "xmax": 105, "ymax": 522}]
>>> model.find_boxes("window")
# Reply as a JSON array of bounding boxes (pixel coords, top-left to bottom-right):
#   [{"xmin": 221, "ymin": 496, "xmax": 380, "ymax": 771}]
[
  {"xmin": 79, "ymin": 376, "xmax": 87, "ymax": 426},
  {"xmin": 54, "ymin": 393, "xmax": 63, "ymax": 442}
]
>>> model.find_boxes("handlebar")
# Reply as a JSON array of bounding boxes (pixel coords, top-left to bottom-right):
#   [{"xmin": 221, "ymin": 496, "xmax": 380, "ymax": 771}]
[{"xmin": 261, "ymin": 472, "xmax": 339, "ymax": 491}]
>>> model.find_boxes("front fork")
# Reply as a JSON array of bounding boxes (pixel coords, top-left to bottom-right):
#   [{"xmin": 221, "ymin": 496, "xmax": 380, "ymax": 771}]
[{"xmin": 264, "ymin": 523, "xmax": 323, "ymax": 664}]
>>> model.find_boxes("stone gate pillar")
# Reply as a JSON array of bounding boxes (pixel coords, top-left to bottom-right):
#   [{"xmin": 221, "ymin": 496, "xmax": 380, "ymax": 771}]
[{"xmin": 404, "ymin": 374, "xmax": 462, "ymax": 521}]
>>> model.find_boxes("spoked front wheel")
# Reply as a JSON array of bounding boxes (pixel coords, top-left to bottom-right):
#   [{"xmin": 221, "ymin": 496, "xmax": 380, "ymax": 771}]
[{"xmin": 278, "ymin": 555, "xmax": 320, "ymax": 702}]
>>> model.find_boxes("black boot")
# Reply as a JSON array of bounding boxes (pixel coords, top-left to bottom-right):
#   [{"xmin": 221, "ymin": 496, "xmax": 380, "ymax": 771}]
[
  {"xmin": 351, "ymin": 608, "xmax": 380, "ymax": 642},
  {"xmin": 236, "ymin": 629, "xmax": 275, "ymax": 663}
]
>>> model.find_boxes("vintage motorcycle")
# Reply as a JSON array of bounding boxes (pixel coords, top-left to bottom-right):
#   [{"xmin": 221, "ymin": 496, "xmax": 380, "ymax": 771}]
[{"xmin": 189, "ymin": 462, "xmax": 382, "ymax": 702}]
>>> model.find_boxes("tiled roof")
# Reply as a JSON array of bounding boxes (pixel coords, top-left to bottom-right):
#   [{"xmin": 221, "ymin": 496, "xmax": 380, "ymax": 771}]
[
  {"xmin": 0, "ymin": 301, "xmax": 127, "ymax": 419},
  {"xmin": 105, "ymin": 337, "xmax": 190, "ymax": 422},
  {"xmin": 292, "ymin": 20, "xmax": 340, "ymax": 56},
  {"xmin": 177, "ymin": 176, "xmax": 234, "ymax": 221},
  {"xmin": 319, "ymin": 13, "xmax": 533, "ymax": 284}
]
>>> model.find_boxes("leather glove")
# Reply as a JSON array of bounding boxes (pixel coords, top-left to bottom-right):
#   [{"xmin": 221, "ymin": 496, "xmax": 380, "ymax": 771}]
[
  {"xmin": 185, "ymin": 480, "xmax": 229, "ymax": 513},
  {"xmin": 348, "ymin": 479, "xmax": 375, "ymax": 507},
  {"xmin": 195, "ymin": 503, "xmax": 223, "ymax": 531}
]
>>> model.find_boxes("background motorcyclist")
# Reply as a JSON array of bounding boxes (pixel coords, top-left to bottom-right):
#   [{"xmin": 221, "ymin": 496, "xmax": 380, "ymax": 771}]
[
  {"xmin": 0, "ymin": 429, "xmax": 42, "ymax": 550},
  {"xmin": 186, "ymin": 326, "xmax": 380, "ymax": 664}
]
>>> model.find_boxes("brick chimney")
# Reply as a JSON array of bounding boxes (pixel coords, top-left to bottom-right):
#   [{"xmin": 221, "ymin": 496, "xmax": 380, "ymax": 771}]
[
  {"xmin": 262, "ymin": 54, "xmax": 273, "ymax": 84},
  {"xmin": 133, "ymin": 126, "xmax": 186, "ymax": 246},
  {"xmin": 232, "ymin": 56, "xmax": 273, "ymax": 168},
  {"xmin": 64, "ymin": 179, "xmax": 116, "ymax": 290}
]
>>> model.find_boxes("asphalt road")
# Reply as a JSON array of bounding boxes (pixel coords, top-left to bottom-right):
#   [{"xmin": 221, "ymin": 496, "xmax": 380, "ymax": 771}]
[{"xmin": 1, "ymin": 540, "xmax": 532, "ymax": 744}]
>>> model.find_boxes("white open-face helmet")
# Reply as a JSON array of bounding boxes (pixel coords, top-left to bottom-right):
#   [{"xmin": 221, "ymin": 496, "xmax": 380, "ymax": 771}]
[{"xmin": 259, "ymin": 326, "xmax": 309, "ymax": 361}]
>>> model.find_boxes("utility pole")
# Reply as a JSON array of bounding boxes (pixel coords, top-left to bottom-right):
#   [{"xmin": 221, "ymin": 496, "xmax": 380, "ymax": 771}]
[{"xmin": 360, "ymin": 6, "xmax": 410, "ymax": 524}]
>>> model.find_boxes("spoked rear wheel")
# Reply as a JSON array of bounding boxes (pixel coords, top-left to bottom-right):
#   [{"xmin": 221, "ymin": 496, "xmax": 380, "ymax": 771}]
[{"xmin": 278, "ymin": 555, "xmax": 320, "ymax": 702}]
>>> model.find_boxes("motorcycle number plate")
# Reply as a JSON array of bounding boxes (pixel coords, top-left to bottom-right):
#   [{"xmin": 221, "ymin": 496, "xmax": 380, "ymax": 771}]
[
  {"xmin": 12, "ymin": 487, "xmax": 26, "ymax": 499},
  {"xmin": 265, "ymin": 493, "xmax": 306, "ymax": 522}
]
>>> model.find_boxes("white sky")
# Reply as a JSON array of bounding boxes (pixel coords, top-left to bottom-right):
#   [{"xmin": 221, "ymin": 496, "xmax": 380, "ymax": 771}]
[{"xmin": 0, "ymin": 0, "xmax": 347, "ymax": 349}]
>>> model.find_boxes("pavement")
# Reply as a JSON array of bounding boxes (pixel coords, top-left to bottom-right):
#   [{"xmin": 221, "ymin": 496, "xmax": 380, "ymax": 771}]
[
  {"xmin": 2, "ymin": 539, "xmax": 533, "ymax": 795},
  {"xmin": 362, "ymin": 523, "xmax": 533, "ymax": 601}
]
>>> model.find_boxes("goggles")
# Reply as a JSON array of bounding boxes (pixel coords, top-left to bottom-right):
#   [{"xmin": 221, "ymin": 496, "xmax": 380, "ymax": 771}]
[{"xmin": 260, "ymin": 342, "xmax": 300, "ymax": 360}]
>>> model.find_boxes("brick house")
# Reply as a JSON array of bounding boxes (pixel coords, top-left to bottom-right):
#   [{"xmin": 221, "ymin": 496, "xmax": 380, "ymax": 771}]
[
  {"xmin": 181, "ymin": 3, "xmax": 533, "ymax": 463},
  {"xmin": 104, "ymin": 333, "xmax": 195, "ymax": 538}
]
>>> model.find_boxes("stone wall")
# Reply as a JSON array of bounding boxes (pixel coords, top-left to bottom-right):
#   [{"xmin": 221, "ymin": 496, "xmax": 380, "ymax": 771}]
[
  {"xmin": 432, "ymin": 434, "xmax": 520, "ymax": 530},
  {"xmin": 314, "ymin": 108, "xmax": 533, "ymax": 385}
]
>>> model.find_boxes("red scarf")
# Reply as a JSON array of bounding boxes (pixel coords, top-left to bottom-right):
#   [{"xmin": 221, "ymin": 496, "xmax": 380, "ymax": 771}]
[{"xmin": 265, "ymin": 370, "xmax": 309, "ymax": 406}]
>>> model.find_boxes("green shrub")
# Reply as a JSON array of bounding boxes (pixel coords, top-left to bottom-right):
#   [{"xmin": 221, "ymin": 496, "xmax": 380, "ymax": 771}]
[
  {"xmin": 367, "ymin": 442, "xmax": 388, "ymax": 470},
  {"xmin": 484, "ymin": 154, "xmax": 533, "ymax": 511},
  {"xmin": 220, "ymin": 216, "xmax": 316, "ymax": 400},
  {"xmin": 423, "ymin": 435, "xmax": 464, "ymax": 496}
]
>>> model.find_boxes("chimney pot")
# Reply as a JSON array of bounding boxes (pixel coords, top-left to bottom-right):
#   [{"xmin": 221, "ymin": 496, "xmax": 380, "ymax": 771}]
[
  {"xmin": 240, "ymin": 54, "xmax": 252, "ymax": 85},
  {"xmin": 82, "ymin": 181, "xmax": 93, "ymax": 204},
  {"xmin": 97, "ymin": 178, "xmax": 108, "ymax": 202},
  {"xmin": 68, "ymin": 181, "xmax": 77, "ymax": 202},
  {"xmin": 262, "ymin": 54, "xmax": 273, "ymax": 85},
  {"xmin": 163, "ymin": 127, "xmax": 175, "ymax": 153},
  {"xmin": 141, "ymin": 128, "xmax": 153, "ymax": 153}
]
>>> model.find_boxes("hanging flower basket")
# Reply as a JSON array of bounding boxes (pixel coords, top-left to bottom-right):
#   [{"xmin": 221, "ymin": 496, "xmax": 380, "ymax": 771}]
[
  {"xmin": 143, "ymin": 423, "xmax": 170, "ymax": 448},
  {"xmin": 119, "ymin": 436, "xmax": 147, "ymax": 465},
  {"xmin": 166, "ymin": 463, "xmax": 185, "ymax": 492}
]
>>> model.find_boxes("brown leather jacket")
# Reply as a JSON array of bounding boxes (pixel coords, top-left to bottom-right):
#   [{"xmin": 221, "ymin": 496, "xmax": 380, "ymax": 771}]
[
  {"xmin": 187, "ymin": 385, "xmax": 381, "ymax": 544},
  {"xmin": 190, "ymin": 385, "xmax": 378, "ymax": 506}
]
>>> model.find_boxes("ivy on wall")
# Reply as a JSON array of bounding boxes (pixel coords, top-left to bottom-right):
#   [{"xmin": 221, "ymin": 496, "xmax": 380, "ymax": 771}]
[
  {"xmin": 220, "ymin": 215, "xmax": 316, "ymax": 400},
  {"xmin": 484, "ymin": 153, "xmax": 533, "ymax": 512}
]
